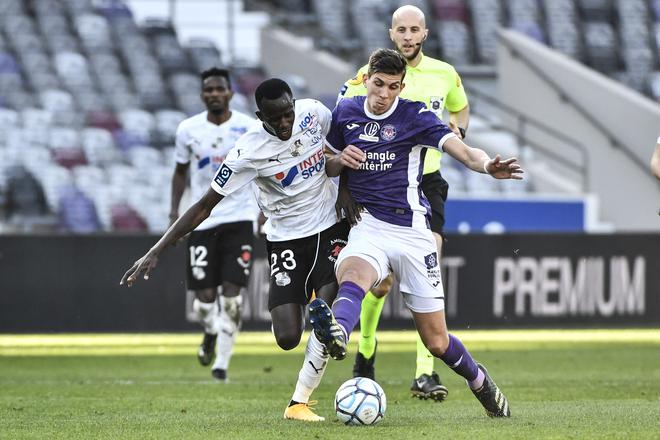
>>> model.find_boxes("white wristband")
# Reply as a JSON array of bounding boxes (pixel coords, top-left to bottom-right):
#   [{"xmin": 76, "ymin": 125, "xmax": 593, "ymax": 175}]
[{"xmin": 483, "ymin": 160, "xmax": 490, "ymax": 174}]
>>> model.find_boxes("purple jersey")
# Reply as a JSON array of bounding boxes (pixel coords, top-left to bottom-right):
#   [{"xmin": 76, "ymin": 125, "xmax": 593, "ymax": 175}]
[{"xmin": 326, "ymin": 96, "xmax": 456, "ymax": 228}]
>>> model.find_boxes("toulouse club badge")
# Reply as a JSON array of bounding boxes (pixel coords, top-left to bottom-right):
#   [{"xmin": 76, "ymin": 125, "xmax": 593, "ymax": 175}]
[{"xmin": 380, "ymin": 124, "xmax": 397, "ymax": 141}]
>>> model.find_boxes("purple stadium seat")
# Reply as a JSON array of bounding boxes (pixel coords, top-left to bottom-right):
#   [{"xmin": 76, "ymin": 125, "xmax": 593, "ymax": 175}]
[
  {"xmin": 511, "ymin": 22, "xmax": 546, "ymax": 43},
  {"xmin": 110, "ymin": 202, "xmax": 147, "ymax": 231},
  {"xmin": 0, "ymin": 52, "xmax": 20, "ymax": 73},
  {"xmin": 86, "ymin": 111, "xmax": 121, "ymax": 131},
  {"xmin": 95, "ymin": 0, "xmax": 133, "ymax": 20},
  {"xmin": 433, "ymin": 0, "xmax": 470, "ymax": 23},
  {"xmin": 58, "ymin": 186, "xmax": 101, "ymax": 233}
]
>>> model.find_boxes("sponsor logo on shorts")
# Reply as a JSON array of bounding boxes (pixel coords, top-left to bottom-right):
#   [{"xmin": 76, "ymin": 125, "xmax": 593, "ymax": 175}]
[
  {"xmin": 236, "ymin": 244, "xmax": 252, "ymax": 276},
  {"xmin": 275, "ymin": 271, "xmax": 291, "ymax": 287},
  {"xmin": 425, "ymin": 252, "xmax": 438, "ymax": 269},
  {"xmin": 328, "ymin": 238, "xmax": 347, "ymax": 263},
  {"xmin": 192, "ymin": 267, "xmax": 206, "ymax": 280},
  {"xmin": 213, "ymin": 163, "xmax": 233, "ymax": 187},
  {"xmin": 424, "ymin": 252, "xmax": 442, "ymax": 285}
]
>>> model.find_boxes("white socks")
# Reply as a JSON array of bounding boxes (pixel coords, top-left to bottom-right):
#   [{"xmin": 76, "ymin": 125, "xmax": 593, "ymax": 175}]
[
  {"xmin": 192, "ymin": 298, "xmax": 219, "ymax": 335},
  {"xmin": 212, "ymin": 295, "xmax": 242, "ymax": 371},
  {"xmin": 468, "ymin": 368, "xmax": 486, "ymax": 390},
  {"xmin": 291, "ymin": 332, "xmax": 329, "ymax": 404}
]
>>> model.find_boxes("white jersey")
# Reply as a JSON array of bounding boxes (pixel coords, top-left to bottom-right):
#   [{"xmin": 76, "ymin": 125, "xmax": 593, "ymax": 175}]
[
  {"xmin": 210, "ymin": 99, "xmax": 338, "ymax": 242},
  {"xmin": 174, "ymin": 110, "xmax": 259, "ymax": 230}
]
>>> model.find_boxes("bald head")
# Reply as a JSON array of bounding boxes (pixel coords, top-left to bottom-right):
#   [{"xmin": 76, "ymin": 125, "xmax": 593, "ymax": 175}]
[
  {"xmin": 389, "ymin": 4, "xmax": 428, "ymax": 65},
  {"xmin": 391, "ymin": 5, "xmax": 426, "ymax": 28}
]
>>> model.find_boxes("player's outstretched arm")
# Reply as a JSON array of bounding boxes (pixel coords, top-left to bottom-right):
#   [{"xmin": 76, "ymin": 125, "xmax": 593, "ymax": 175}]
[
  {"xmin": 325, "ymin": 144, "xmax": 366, "ymax": 177},
  {"xmin": 442, "ymin": 137, "xmax": 524, "ymax": 180},
  {"xmin": 120, "ymin": 188, "xmax": 224, "ymax": 286}
]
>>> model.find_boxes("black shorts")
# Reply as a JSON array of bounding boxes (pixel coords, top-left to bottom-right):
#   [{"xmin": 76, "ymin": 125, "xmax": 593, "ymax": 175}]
[
  {"xmin": 186, "ymin": 221, "xmax": 254, "ymax": 290},
  {"xmin": 420, "ymin": 170, "xmax": 449, "ymax": 235},
  {"xmin": 266, "ymin": 220, "xmax": 350, "ymax": 311}
]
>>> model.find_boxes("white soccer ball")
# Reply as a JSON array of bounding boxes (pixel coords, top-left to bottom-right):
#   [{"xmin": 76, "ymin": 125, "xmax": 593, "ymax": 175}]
[{"xmin": 335, "ymin": 377, "xmax": 386, "ymax": 425}]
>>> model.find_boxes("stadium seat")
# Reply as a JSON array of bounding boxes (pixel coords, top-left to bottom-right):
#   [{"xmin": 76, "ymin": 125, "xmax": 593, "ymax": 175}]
[
  {"xmin": 7, "ymin": 166, "xmax": 49, "ymax": 218},
  {"xmin": 58, "ymin": 185, "xmax": 101, "ymax": 233},
  {"xmin": 110, "ymin": 202, "xmax": 147, "ymax": 232},
  {"xmin": 185, "ymin": 38, "xmax": 223, "ymax": 72},
  {"xmin": 437, "ymin": 20, "xmax": 473, "ymax": 65},
  {"xmin": 432, "ymin": 0, "xmax": 469, "ymax": 22},
  {"xmin": 469, "ymin": 0, "xmax": 504, "ymax": 63}
]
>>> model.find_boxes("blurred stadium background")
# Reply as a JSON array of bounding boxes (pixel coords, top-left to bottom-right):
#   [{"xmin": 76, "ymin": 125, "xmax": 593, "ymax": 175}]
[
  {"xmin": 0, "ymin": 1, "xmax": 659, "ymax": 438},
  {"xmin": 0, "ymin": 0, "xmax": 658, "ymax": 331}
]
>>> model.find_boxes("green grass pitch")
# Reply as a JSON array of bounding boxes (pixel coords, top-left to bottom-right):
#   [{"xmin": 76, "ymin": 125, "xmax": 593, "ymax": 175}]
[{"xmin": 1, "ymin": 329, "xmax": 659, "ymax": 439}]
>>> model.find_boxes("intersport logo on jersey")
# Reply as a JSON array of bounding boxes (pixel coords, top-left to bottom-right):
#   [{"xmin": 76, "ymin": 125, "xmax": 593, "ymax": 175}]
[{"xmin": 275, "ymin": 148, "xmax": 325, "ymax": 187}]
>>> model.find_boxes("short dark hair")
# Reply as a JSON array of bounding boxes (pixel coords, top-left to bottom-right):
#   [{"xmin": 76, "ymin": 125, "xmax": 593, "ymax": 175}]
[
  {"xmin": 200, "ymin": 67, "xmax": 231, "ymax": 88},
  {"xmin": 367, "ymin": 48, "xmax": 407, "ymax": 81},
  {"xmin": 254, "ymin": 78, "xmax": 292, "ymax": 110}
]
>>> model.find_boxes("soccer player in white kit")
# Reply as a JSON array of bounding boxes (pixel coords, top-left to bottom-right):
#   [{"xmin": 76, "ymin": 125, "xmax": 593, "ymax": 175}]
[
  {"xmin": 121, "ymin": 79, "xmax": 348, "ymax": 422},
  {"xmin": 324, "ymin": 49, "xmax": 523, "ymax": 417},
  {"xmin": 170, "ymin": 68, "xmax": 258, "ymax": 381}
]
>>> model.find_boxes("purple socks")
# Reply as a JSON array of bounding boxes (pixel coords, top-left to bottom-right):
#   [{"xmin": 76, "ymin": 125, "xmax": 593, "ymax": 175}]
[
  {"xmin": 439, "ymin": 333, "xmax": 479, "ymax": 382},
  {"xmin": 332, "ymin": 281, "xmax": 366, "ymax": 340}
]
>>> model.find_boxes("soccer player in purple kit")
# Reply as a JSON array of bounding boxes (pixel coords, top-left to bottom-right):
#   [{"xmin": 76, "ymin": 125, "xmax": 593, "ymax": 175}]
[{"xmin": 312, "ymin": 48, "xmax": 522, "ymax": 417}]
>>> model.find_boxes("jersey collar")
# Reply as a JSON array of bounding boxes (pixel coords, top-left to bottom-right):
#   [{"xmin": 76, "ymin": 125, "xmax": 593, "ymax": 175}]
[
  {"xmin": 407, "ymin": 52, "xmax": 426, "ymax": 71},
  {"xmin": 363, "ymin": 96, "xmax": 399, "ymax": 120}
]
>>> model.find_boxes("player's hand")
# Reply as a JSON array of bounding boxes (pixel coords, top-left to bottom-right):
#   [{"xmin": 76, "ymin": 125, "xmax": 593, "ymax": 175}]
[
  {"xmin": 335, "ymin": 182, "xmax": 362, "ymax": 226},
  {"xmin": 338, "ymin": 145, "xmax": 366, "ymax": 170},
  {"xmin": 484, "ymin": 155, "xmax": 524, "ymax": 180},
  {"xmin": 120, "ymin": 251, "xmax": 159, "ymax": 287}
]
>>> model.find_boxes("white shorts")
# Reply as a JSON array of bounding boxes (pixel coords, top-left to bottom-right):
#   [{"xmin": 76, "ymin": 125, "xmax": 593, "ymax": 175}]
[{"xmin": 335, "ymin": 213, "xmax": 445, "ymax": 313}]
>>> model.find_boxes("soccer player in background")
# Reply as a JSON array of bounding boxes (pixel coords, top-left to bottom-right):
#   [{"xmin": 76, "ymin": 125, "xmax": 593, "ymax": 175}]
[
  {"xmin": 320, "ymin": 48, "xmax": 521, "ymax": 417},
  {"xmin": 122, "ymin": 79, "xmax": 348, "ymax": 422},
  {"xmin": 169, "ymin": 68, "xmax": 258, "ymax": 381},
  {"xmin": 651, "ymin": 135, "xmax": 660, "ymax": 180},
  {"xmin": 337, "ymin": 4, "xmax": 469, "ymax": 400}
]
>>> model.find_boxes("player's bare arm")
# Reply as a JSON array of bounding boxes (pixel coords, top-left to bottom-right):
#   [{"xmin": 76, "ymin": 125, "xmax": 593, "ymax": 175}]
[
  {"xmin": 120, "ymin": 188, "xmax": 224, "ymax": 286},
  {"xmin": 443, "ymin": 136, "xmax": 524, "ymax": 180},
  {"xmin": 448, "ymin": 104, "xmax": 469, "ymax": 139},
  {"xmin": 325, "ymin": 144, "xmax": 366, "ymax": 177},
  {"xmin": 169, "ymin": 162, "xmax": 190, "ymax": 226}
]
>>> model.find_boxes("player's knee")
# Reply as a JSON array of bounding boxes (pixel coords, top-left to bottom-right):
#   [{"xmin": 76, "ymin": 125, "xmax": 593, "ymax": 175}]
[
  {"xmin": 195, "ymin": 289, "xmax": 216, "ymax": 303},
  {"xmin": 274, "ymin": 331, "xmax": 301, "ymax": 351},
  {"xmin": 372, "ymin": 276, "xmax": 393, "ymax": 297},
  {"xmin": 425, "ymin": 335, "xmax": 450, "ymax": 357}
]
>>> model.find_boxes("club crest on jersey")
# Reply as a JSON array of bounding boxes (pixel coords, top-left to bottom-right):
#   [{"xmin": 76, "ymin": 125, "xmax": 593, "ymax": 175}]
[
  {"xmin": 290, "ymin": 139, "xmax": 303, "ymax": 156},
  {"xmin": 380, "ymin": 124, "xmax": 397, "ymax": 141},
  {"xmin": 359, "ymin": 121, "xmax": 380, "ymax": 142},
  {"xmin": 213, "ymin": 163, "xmax": 233, "ymax": 187},
  {"xmin": 430, "ymin": 96, "xmax": 444, "ymax": 111}
]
